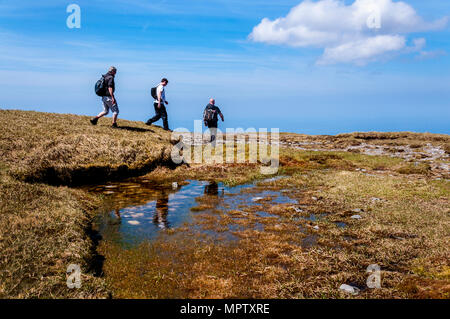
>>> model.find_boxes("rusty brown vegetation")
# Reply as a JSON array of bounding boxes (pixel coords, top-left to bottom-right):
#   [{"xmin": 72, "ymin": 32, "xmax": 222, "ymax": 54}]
[
  {"xmin": 99, "ymin": 168, "xmax": 449, "ymax": 298},
  {"xmin": 0, "ymin": 110, "xmax": 448, "ymax": 298},
  {"xmin": 0, "ymin": 110, "xmax": 171, "ymax": 298}
]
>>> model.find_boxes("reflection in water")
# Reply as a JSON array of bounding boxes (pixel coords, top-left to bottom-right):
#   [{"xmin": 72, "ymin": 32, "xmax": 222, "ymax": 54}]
[
  {"xmin": 92, "ymin": 180, "xmax": 211, "ymax": 245},
  {"xmin": 153, "ymin": 190, "xmax": 170, "ymax": 229},
  {"xmin": 204, "ymin": 181, "xmax": 224, "ymax": 197},
  {"xmin": 109, "ymin": 189, "xmax": 171, "ymax": 229},
  {"xmin": 90, "ymin": 177, "xmax": 296, "ymax": 246},
  {"xmin": 204, "ymin": 181, "xmax": 218, "ymax": 196}
]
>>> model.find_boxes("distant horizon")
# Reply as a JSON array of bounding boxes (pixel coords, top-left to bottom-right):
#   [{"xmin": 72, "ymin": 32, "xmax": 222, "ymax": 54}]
[{"xmin": 1, "ymin": 107, "xmax": 448, "ymax": 136}]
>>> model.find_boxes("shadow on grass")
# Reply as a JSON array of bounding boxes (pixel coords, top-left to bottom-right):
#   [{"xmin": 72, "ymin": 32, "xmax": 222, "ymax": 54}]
[{"xmin": 116, "ymin": 126, "xmax": 155, "ymax": 133}]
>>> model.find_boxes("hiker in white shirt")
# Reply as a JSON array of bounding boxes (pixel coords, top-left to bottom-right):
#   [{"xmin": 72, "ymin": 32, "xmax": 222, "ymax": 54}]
[{"xmin": 146, "ymin": 78, "xmax": 170, "ymax": 131}]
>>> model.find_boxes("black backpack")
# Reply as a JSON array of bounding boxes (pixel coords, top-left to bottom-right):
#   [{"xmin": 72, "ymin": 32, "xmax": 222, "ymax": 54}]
[
  {"xmin": 95, "ymin": 75, "xmax": 106, "ymax": 96},
  {"xmin": 204, "ymin": 106, "xmax": 216, "ymax": 122},
  {"xmin": 151, "ymin": 86, "xmax": 158, "ymax": 100}
]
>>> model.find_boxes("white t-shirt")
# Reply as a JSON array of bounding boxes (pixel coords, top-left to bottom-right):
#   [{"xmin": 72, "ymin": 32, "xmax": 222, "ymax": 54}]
[{"xmin": 154, "ymin": 84, "xmax": 166, "ymax": 103}]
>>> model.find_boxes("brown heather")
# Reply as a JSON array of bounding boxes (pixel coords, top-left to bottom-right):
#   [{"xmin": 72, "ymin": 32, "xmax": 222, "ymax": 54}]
[{"xmin": 0, "ymin": 109, "xmax": 448, "ymax": 298}]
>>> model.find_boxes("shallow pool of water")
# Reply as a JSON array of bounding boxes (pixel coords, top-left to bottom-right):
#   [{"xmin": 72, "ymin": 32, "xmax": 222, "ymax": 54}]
[{"xmin": 90, "ymin": 177, "xmax": 298, "ymax": 246}]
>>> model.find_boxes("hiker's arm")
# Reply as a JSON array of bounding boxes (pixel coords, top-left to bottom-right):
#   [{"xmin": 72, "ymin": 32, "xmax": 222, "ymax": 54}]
[
  {"xmin": 157, "ymin": 89, "xmax": 162, "ymax": 107},
  {"xmin": 109, "ymin": 87, "xmax": 116, "ymax": 105},
  {"xmin": 220, "ymin": 112, "xmax": 224, "ymax": 121}
]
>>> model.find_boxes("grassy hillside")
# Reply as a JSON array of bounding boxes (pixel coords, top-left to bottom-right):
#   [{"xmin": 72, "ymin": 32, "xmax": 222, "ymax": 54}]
[
  {"xmin": 0, "ymin": 110, "xmax": 172, "ymax": 185},
  {"xmin": 0, "ymin": 109, "xmax": 448, "ymax": 298},
  {"xmin": 0, "ymin": 110, "xmax": 172, "ymax": 298}
]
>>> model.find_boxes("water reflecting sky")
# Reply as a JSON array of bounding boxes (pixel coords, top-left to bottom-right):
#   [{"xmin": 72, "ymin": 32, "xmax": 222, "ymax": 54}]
[{"xmin": 91, "ymin": 178, "xmax": 296, "ymax": 246}]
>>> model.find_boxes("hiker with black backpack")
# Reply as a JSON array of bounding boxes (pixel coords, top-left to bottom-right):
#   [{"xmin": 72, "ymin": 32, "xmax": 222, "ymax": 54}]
[
  {"xmin": 203, "ymin": 98, "xmax": 224, "ymax": 143},
  {"xmin": 91, "ymin": 66, "xmax": 119, "ymax": 128},
  {"xmin": 146, "ymin": 78, "xmax": 170, "ymax": 131}
]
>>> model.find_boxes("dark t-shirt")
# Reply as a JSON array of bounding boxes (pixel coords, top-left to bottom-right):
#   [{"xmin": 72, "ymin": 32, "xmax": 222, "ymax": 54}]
[
  {"xmin": 204, "ymin": 104, "xmax": 222, "ymax": 127},
  {"xmin": 103, "ymin": 72, "xmax": 115, "ymax": 96}
]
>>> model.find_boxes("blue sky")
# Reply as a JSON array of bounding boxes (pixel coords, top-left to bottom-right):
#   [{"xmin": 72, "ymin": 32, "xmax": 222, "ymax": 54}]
[{"xmin": 0, "ymin": 0, "xmax": 449, "ymax": 134}]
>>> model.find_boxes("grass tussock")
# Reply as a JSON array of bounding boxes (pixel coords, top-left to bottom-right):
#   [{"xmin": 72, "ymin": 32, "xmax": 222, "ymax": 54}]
[
  {"xmin": 0, "ymin": 110, "xmax": 172, "ymax": 185},
  {"xmin": 279, "ymin": 149, "xmax": 404, "ymax": 173},
  {"xmin": 0, "ymin": 172, "xmax": 107, "ymax": 298}
]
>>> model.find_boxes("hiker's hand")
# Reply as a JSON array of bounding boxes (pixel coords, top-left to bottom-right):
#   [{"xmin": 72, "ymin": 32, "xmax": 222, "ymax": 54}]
[
  {"xmin": 157, "ymin": 103, "xmax": 161, "ymax": 108},
  {"xmin": 165, "ymin": 101, "xmax": 169, "ymax": 105},
  {"xmin": 112, "ymin": 98, "xmax": 116, "ymax": 106}
]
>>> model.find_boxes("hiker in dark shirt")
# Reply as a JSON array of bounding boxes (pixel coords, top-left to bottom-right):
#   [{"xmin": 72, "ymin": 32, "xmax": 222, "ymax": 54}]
[
  {"xmin": 203, "ymin": 98, "xmax": 224, "ymax": 143},
  {"xmin": 90, "ymin": 66, "xmax": 119, "ymax": 128}
]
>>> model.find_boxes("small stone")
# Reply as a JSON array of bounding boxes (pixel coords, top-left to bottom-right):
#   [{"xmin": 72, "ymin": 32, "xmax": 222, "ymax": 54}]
[
  {"xmin": 127, "ymin": 220, "xmax": 140, "ymax": 225},
  {"xmin": 252, "ymin": 197, "xmax": 264, "ymax": 202},
  {"xmin": 313, "ymin": 225, "xmax": 319, "ymax": 230},
  {"xmin": 351, "ymin": 208, "xmax": 363, "ymax": 213},
  {"xmin": 371, "ymin": 197, "xmax": 382, "ymax": 202},
  {"xmin": 312, "ymin": 196, "xmax": 318, "ymax": 201},
  {"xmin": 361, "ymin": 169, "xmax": 367, "ymax": 172},
  {"xmin": 339, "ymin": 284, "xmax": 360, "ymax": 295},
  {"xmin": 172, "ymin": 182, "xmax": 178, "ymax": 190},
  {"xmin": 291, "ymin": 206, "xmax": 303, "ymax": 213},
  {"xmin": 351, "ymin": 215, "xmax": 362, "ymax": 220}
]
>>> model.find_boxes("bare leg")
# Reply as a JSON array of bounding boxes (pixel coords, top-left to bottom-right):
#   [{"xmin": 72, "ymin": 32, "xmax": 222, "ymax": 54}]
[
  {"xmin": 95, "ymin": 111, "xmax": 108, "ymax": 119},
  {"xmin": 112, "ymin": 113, "xmax": 118, "ymax": 124}
]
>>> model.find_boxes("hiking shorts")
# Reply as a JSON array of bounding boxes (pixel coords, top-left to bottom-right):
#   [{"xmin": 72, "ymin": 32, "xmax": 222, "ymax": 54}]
[{"xmin": 102, "ymin": 96, "xmax": 119, "ymax": 115}]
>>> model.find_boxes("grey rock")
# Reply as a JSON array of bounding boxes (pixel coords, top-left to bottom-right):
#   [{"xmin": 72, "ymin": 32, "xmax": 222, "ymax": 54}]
[
  {"xmin": 351, "ymin": 215, "xmax": 362, "ymax": 220},
  {"xmin": 339, "ymin": 284, "xmax": 360, "ymax": 295}
]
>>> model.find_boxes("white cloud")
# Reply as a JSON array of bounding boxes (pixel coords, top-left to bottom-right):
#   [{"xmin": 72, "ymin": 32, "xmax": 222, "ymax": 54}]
[
  {"xmin": 318, "ymin": 35, "xmax": 405, "ymax": 65},
  {"xmin": 249, "ymin": 0, "xmax": 448, "ymax": 65}
]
